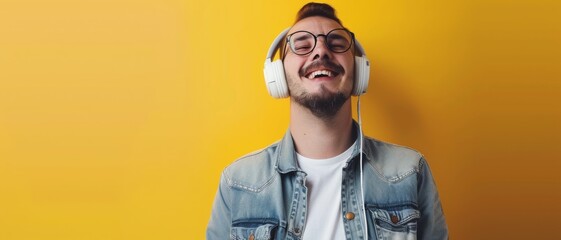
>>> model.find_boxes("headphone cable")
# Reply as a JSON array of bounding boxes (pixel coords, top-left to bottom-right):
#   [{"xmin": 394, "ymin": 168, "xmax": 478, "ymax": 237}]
[{"xmin": 357, "ymin": 95, "xmax": 368, "ymax": 239}]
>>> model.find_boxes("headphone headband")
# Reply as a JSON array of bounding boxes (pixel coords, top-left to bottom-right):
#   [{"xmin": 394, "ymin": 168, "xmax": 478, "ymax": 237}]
[{"xmin": 266, "ymin": 28, "xmax": 290, "ymax": 61}]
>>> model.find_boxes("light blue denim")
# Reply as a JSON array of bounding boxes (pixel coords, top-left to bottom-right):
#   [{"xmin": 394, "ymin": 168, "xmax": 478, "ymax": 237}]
[{"xmin": 207, "ymin": 123, "xmax": 448, "ymax": 239}]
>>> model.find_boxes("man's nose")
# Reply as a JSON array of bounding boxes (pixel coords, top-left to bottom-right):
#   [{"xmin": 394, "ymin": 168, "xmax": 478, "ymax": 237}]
[{"xmin": 312, "ymin": 37, "xmax": 332, "ymax": 60}]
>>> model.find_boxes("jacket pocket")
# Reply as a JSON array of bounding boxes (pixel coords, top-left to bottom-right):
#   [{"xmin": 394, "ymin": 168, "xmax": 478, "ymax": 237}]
[
  {"xmin": 368, "ymin": 206, "xmax": 420, "ymax": 240},
  {"xmin": 231, "ymin": 220, "xmax": 278, "ymax": 240}
]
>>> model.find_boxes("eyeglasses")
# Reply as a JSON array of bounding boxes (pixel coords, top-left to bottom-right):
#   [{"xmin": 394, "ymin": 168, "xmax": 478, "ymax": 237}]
[{"xmin": 286, "ymin": 28, "xmax": 354, "ymax": 56}]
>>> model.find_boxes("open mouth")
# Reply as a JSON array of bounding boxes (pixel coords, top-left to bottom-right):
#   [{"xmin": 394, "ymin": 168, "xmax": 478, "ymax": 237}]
[{"xmin": 305, "ymin": 69, "xmax": 338, "ymax": 79}]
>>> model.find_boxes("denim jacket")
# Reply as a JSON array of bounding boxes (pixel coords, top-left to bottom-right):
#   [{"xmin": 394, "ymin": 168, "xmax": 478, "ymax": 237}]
[{"xmin": 207, "ymin": 125, "xmax": 448, "ymax": 240}]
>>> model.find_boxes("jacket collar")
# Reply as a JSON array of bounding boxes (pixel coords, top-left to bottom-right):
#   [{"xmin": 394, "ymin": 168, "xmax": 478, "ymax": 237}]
[
  {"xmin": 274, "ymin": 129, "xmax": 300, "ymax": 174},
  {"xmin": 274, "ymin": 120, "xmax": 369, "ymax": 174}
]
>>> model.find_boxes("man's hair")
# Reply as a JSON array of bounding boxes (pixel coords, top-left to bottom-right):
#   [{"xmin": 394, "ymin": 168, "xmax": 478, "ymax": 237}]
[
  {"xmin": 281, "ymin": 2, "xmax": 345, "ymax": 59},
  {"xmin": 295, "ymin": 2, "xmax": 342, "ymax": 25}
]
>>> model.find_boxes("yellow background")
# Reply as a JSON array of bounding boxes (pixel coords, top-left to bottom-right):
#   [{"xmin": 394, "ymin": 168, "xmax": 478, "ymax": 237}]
[{"xmin": 1, "ymin": 0, "xmax": 560, "ymax": 239}]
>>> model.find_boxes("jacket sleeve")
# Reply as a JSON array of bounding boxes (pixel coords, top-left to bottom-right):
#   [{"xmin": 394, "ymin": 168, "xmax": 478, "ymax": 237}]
[
  {"xmin": 206, "ymin": 172, "xmax": 231, "ymax": 240},
  {"xmin": 417, "ymin": 158, "xmax": 449, "ymax": 240}
]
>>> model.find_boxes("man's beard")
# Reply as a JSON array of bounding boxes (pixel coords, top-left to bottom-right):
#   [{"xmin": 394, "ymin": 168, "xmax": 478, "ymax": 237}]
[
  {"xmin": 286, "ymin": 58, "xmax": 351, "ymax": 119},
  {"xmin": 292, "ymin": 84, "xmax": 349, "ymax": 119}
]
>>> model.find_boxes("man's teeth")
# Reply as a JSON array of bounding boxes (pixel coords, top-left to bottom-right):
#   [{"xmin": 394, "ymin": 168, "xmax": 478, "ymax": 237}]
[{"xmin": 308, "ymin": 70, "xmax": 333, "ymax": 79}]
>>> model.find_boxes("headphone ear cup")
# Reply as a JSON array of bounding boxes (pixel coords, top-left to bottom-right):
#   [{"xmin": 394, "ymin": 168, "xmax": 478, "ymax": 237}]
[
  {"xmin": 263, "ymin": 59, "xmax": 289, "ymax": 99},
  {"xmin": 353, "ymin": 56, "xmax": 370, "ymax": 96}
]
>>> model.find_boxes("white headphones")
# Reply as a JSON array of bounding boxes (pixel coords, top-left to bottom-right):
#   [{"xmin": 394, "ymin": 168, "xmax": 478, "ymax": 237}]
[{"xmin": 263, "ymin": 28, "xmax": 370, "ymax": 99}]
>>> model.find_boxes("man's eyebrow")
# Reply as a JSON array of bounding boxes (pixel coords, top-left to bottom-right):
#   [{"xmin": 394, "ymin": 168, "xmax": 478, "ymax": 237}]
[
  {"xmin": 328, "ymin": 33, "xmax": 347, "ymax": 40},
  {"xmin": 292, "ymin": 33, "xmax": 312, "ymax": 42}
]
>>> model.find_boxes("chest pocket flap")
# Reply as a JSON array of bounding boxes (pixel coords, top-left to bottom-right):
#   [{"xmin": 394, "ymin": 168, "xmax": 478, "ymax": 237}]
[
  {"xmin": 231, "ymin": 221, "xmax": 278, "ymax": 240},
  {"xmin": 369, "ymin": 206, "xmax": 420, "ymax": 240}
]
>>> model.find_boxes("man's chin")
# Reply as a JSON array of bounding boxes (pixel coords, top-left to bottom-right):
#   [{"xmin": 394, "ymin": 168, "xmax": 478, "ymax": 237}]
[
  {"xmin": 293, "ymin": 90, "xmax": 349, "ymax": 119},
  {"xmin": 306, "ymin": 91, "xmax": 337, "ymax": 100},
  {"xmin": 303, "ymin": 85, "xmax": 345, "ymax": 99}
]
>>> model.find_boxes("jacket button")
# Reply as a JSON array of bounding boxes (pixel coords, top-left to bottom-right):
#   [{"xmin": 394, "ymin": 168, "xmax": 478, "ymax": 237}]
[
  {"xmin": 294, "ymin": 227, "xmax": 301, "ymax": 235},
  {"xmin": 345, "ymin": 212, "xmax": 355, "ymax": 220},
  {"xmin": 390, "ymin": 214, "xmax": 399, "ymax": 224}
]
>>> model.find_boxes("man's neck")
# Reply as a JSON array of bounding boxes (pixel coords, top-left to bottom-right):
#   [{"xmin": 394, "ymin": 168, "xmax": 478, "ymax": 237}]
[{"xmin": 289, "ymin": 98, "xmax": 355, "ymax": 159}]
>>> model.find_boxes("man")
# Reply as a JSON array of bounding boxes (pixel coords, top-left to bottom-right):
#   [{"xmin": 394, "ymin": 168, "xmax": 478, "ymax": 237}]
[{"xmin": 207, "ymin": 2, "xmax": 448, "ymax": 239}]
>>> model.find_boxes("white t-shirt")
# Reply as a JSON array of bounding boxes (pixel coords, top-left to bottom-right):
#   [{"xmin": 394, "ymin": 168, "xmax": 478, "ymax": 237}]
[{"xmin": 296, "ymin": 141, "xmax": 356, "ymax": 240}]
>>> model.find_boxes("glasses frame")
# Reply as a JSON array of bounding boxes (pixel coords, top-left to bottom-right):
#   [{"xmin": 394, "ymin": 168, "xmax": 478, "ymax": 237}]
[{"xmin": 285, "ymin": 28, "xmax": 355, "ymax": 56}]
